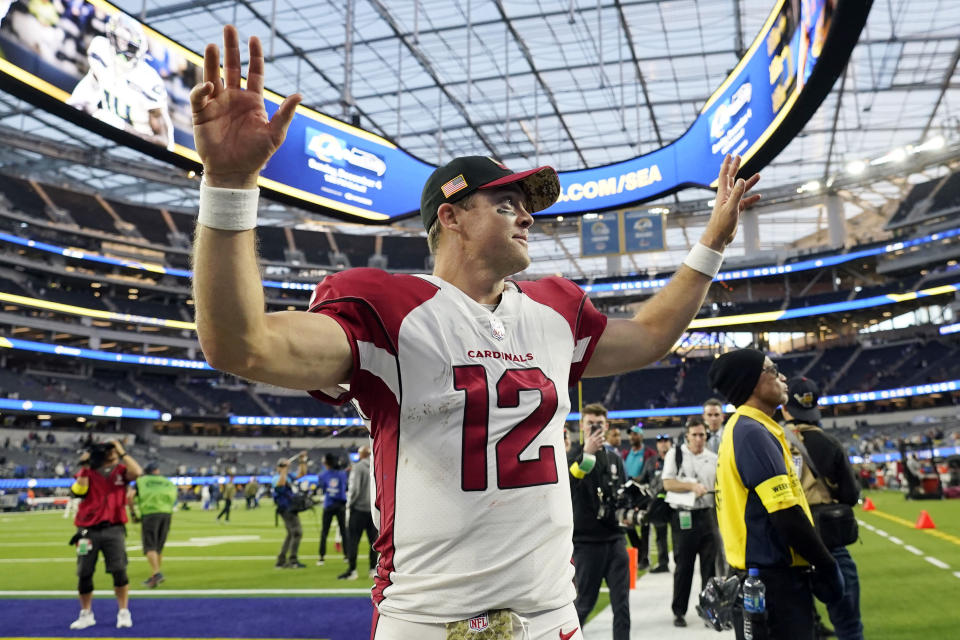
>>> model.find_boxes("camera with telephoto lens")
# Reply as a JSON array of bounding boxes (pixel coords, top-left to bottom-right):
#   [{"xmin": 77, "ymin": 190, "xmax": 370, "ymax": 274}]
[
  {"xmin": 80, "ymin": 442, "xmax": 114, "ymax": 469},
  {"xmin": 597, "ymin": 480, "xmax": 654, "ymax": 527}
]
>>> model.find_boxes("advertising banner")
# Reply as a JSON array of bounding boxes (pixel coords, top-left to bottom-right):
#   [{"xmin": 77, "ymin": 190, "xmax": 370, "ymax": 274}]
[
  {"xmin": 622, "ymin": 210, "xmax": 666, "ymax": 253},
  {"xmin": 580, "ymin": 212, "xmax": 623, "ymax": 257}
]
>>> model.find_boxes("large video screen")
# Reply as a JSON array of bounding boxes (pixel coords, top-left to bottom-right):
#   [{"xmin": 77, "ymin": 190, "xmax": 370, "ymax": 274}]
[
  {"xmin": 550, "ymin": 0, "xmax": 835, "ymax": 214},
  {"xmin": 0, "ymin": 0, "xmax": 845, "ymax": 222},
  {"xmin": 0, "ymin": 0, "xmax": 432, "ymax": 222}
]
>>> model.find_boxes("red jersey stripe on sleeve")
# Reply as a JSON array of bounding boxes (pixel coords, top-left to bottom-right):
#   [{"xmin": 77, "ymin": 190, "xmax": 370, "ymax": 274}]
[
  {"xmin": 515, "ymin": 277, "xmax": 607, "ymax": 387},
  {"xmin": 570, "ymin": 293, "xmax": 607, "ymax": 386},
  {"xmin": 306, "ymin": 269, "xmax": 439, "ymax": 407}
]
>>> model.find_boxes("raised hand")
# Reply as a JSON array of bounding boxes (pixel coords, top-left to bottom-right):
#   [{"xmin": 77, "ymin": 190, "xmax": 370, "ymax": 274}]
[
  {"xmin": 190, "ymin": 25, "xmax": 302, "ymax": 189},
  {"xmin": 701, "ymin": 154, "xmax": 761, "ymax": 250},
  {"xmin": 583, "ymin": 428, "xmax": 605, "ymax": 455}
]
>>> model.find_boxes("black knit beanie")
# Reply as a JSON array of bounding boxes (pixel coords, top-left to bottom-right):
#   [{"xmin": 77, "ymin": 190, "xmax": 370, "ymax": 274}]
[{"xmin": 707, "ymin": 348, "xmax": 766, "ymax": 408}]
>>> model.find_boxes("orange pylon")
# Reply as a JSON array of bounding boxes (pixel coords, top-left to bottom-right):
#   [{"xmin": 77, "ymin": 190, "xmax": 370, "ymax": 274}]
[
  {"xmin": 915, "ymin": 510, "xmax": 936, "ymax": 529},
  {"xmin": 862, "ymin": 497, "xmax": 876, "ymax": 511},
  {"xmin": 627, "ymin": 547, "xmax": 638, "ymax": 589}
]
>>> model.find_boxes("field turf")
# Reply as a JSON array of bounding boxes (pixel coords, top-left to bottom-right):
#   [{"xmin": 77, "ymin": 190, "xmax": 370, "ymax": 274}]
[
  {"xmin": 0, "ymin": 502, "xmax": 374, "ymax": 592},
  {"xmin": 0, "ymin": 491, "xmax": 958, "ymax": 638}
]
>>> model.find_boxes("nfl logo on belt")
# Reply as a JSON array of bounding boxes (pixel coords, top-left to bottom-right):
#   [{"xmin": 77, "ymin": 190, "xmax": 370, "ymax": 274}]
[{"xmin": 468, "ymin": 612, "xmax": 489, "ymax": 632}]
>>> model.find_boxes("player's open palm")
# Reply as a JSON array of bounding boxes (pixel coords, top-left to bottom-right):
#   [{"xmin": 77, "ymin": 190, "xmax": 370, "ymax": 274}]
[
  {"xmin": 190, "ymin": 25, "xmax": 301, "ymax": 187},
  {"xmin": 705, "ymin": 154, "xmax": 761, "ymax": 249}
]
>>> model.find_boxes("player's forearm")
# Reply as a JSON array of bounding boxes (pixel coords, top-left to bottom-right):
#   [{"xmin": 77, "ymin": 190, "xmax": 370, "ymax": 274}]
[
  {"xmin": 192, "ymin": 225, "xmax": 269, "ymax": 374},
  {"xmin": 662, "ymin": 477, "xmax": 696, "ymax": 493},
  {"xmin": 625, "ymin": 266, "xmax": 712, "ymax": 362}
]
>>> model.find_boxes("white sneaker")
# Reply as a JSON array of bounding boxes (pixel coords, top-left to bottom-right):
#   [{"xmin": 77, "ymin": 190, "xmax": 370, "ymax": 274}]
[
  {"xmin": 69, "ymin": 609, "xmax": 95, "ymax": 630},
  {"xmin": 368, "ymin": 568, "xmax": 377, "ymax": 579},
  {"xmin": 116, "ymin": 608, "xmax": 133, "ymax": 628}
]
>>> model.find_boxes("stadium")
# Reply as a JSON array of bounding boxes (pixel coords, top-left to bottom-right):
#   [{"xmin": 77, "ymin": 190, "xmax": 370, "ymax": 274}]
[{"xmin": 0, "ymin": 0, "xmax": 958, "ymax": 638}]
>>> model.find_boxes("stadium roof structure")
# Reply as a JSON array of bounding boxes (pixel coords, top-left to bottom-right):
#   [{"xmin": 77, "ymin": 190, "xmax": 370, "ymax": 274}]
[{"xmin": 1, "ymin": 0, "xmax": 959, "ymax": 279}]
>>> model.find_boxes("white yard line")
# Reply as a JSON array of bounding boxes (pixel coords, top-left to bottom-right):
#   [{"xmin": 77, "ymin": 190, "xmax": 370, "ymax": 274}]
[
  {"xmin": 862, "ymin": 519, "xmax": 953, "ymax": 574},
  {"xmin": 925, "ymin": 556, "xmax": 950, "ymax": 570}
]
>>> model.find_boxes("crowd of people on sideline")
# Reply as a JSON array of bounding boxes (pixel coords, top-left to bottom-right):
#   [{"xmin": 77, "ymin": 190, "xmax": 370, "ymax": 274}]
[
  {"xmin": 20, "ymin": 368, "xmax": 877, "ymax": 638},
  {"xmin": 3, "ymin": 350, "xmax": 948, "ymax": 639},
  {"xmin": 561, "ymin": 352, "xmax": 867, "ymax": 639}
]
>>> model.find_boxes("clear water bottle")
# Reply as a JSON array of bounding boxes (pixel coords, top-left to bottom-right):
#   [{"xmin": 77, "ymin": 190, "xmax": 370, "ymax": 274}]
[{"xmin": 742, "ymin": 567, "xmax": 766, "ymax": 640}]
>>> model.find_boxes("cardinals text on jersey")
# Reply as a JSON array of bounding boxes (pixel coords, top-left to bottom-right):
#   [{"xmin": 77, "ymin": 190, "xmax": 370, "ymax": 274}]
[{"xmin": 308, "ymin": 269, "xmax": 607, "ymax": 623}]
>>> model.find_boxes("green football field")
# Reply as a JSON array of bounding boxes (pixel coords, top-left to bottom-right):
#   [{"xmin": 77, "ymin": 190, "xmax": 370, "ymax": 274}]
[{"xmin": 1, "ymin": 491, "xmax": 958, "ymax": 638}]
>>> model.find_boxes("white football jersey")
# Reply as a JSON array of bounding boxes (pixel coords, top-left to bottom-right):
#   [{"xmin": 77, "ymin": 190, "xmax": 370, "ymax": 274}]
[
  {"xmin": 68, "ymin": 36, "xmax": 170, "ymax": 147},
  {"xmin": 309, "ymin": 269, "xmax": 607, "ymax": 623}
]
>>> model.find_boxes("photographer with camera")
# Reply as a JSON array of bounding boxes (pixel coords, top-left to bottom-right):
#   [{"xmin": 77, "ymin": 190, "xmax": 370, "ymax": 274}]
[
  {"xmin": 569, "ymin": 403, "xmax": 630, "ymax": 640},
  {"xmin": 68, "ymin": 439, "xmax": 142, "ymax": 630},
  {"xmin": 662, "ymin": 416, "xmax": 718, "ymax": 628},
  {"xmin": 272, "ymin": 451, "xmax": 308, "ymax": 569}
]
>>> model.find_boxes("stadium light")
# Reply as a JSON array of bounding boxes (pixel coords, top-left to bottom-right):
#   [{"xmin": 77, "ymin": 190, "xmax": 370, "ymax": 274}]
[
  {"xmin": 915, "ymin": 135, "xmax": 945, "ymax": 152},
  {"xmin": 872, "ymin": 147, "xmax": 907, "ymax": 165},
  {"xmin": 846, "ymin": 160, "xmax": 866, "ymax": 175}
]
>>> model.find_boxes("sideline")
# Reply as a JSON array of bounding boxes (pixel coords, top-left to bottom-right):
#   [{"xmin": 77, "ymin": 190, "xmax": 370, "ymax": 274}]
[
  {"xmin": 862, "ymin": 507, "xmax": 960, "ymax": 547},
  {"xmin": 0, "ymin": 588, "xmax": 371, "ymax": 596},
  {"xmin": 0, "ymin": 555, "xmax": 299, "ymax": 563},
  {"xmin": 858, "ymin": 520, "xmax": 958, "ymax": 579},
  {"xmin": 583, "ymin": 558, "xmax": 730, "ymax": 639}
]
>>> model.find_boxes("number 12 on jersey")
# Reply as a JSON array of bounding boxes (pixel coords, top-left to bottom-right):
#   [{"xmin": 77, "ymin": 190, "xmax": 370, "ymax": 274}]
[{"xmin": 453, "ymin": 365, "xmax": 560, "ymax": 492}]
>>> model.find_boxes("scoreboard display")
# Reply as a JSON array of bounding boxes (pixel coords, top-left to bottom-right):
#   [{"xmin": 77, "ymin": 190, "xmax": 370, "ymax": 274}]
[{"xmin": 0, "ymin": 0, "xmax": 869, "ymax": 223}]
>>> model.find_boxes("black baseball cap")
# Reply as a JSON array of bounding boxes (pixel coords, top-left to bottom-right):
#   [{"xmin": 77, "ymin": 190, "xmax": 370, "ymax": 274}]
[
  {"xmin": 786, "ymin": 376, "xmax": 821, "ymax": 423},
  {"xmin": 419, "ymin": 156, "xmax": 560, "ymax": 231},
  {"xmin": 144, "ymin": 462, "xmax": 159, "ymax": 474}
]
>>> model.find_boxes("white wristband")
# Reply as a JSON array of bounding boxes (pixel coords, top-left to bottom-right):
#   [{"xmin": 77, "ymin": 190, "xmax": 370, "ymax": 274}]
[
  {"xmin": 683, "ymin": 242, "xmax": 724, "ymax": 278},
  {"xmin": 198, "ymin": 178, "xmax": 260, "ymax": 231}
]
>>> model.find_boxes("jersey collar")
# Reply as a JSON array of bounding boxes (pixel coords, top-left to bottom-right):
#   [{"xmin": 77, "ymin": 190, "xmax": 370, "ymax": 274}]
[{"xmin": 736, "ymin": 404, "xmax": 783, "ymax": 436}]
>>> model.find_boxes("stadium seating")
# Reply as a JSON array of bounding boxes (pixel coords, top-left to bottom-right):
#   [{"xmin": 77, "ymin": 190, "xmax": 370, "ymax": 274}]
[{"xmin": 6, "ymin": 170, "xmax": 960, "ymax": 436}]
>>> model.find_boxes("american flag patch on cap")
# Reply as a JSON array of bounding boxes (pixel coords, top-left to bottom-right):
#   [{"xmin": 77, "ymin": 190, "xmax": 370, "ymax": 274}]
[{"xmin": 441, "ymin": 174, "xmax": 468, "ymax": 198}]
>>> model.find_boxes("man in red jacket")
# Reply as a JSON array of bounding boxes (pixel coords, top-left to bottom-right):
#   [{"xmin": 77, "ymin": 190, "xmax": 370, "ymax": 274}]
[{"xmin": 68, "ymin": 439, "xmax": 142, "ymax": 630}]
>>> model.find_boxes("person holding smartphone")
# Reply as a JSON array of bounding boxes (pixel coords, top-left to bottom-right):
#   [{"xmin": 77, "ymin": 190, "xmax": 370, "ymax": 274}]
[{"xmin": 569, "ymin": 403, "xmax": 631, "ymax": 640}]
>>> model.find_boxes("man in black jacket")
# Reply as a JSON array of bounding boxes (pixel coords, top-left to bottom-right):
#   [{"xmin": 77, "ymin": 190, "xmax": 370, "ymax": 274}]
[
  {"xmin": 569, "ymin": 403, "xmax": 630, "ymax": 640},
  {"xmin": 783, "ymin": 376, "xmax": 863, "ymax": 640},
  {"xmin": 638, "ymin": 434, "xmax": 673, "ymax": 573}
]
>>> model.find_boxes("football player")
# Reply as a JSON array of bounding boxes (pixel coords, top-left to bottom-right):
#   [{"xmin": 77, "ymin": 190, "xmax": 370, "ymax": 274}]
[
  {"xmin": 67, "ymin": 13, "xmax": 174, "ymax": 150},
  {"xmin": 191, "ymin": 25, "xmax": 761, "ymax": 640}
]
